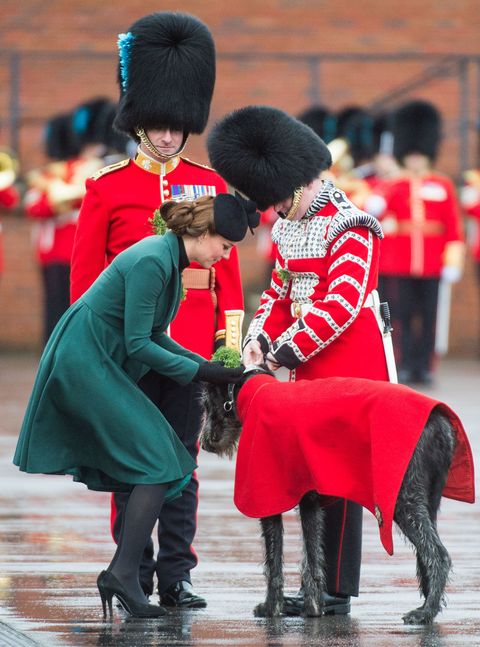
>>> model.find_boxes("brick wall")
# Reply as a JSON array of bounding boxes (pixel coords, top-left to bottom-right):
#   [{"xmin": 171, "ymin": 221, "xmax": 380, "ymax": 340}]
[{"xmin": 1, "ymin": 0, "xmax": 479, "ymax": 353}]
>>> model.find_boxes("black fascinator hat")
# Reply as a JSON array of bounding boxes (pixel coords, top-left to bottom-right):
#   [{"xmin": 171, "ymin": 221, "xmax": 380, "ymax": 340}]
[{"xmin": 213, "ymin": 193, "xmax": 260, "ymax": 242}]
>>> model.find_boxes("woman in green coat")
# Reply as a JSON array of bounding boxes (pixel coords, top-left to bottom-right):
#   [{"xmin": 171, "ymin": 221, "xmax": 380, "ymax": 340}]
[{"xmin": 13, "ymin": 193, "xmax": 259, "ymax": 617}]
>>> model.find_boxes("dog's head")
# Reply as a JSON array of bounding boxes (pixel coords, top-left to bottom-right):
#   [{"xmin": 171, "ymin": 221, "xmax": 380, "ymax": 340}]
[{"xmin": 200, "ymin": 365, "xmax": 273, "ymax": 458}]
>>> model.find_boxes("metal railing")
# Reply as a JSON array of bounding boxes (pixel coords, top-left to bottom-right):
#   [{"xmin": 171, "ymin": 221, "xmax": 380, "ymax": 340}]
[{"xmin": 1, "ymin": 49, "xmax": 479, "ymax": 177}]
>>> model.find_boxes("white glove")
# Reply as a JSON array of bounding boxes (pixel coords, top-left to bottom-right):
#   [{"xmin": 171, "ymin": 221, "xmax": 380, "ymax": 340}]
[
  {"xmin": 364, "ymin": 194, "xmax": 387, "ymax": 218},
  {"xmin": 441, "ymin": 265, "xmax": 462, "ymax": 284}
]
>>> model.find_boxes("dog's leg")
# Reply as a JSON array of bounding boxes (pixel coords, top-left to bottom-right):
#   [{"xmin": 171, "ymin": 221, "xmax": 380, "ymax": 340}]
[
  {"xmin": 299, "ymin": 492, "xmax": 326, "ymax": 617},
  {"xmin": 394, "ymin": 411, "xmax": 454, "ymax": 625},
  {"xmin": 254, "ymin": 514, "xmax": 284, "ymax": 617}
]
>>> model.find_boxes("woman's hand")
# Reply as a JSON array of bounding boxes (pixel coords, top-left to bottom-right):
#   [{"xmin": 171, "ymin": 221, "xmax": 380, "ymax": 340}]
[
  {"xmin": 193, "ymin": 362, "xmax": 244, "ymax": 385},
  {"xmin": 242, "ymin": 340, "xmax": 264, "ymax": 366}
]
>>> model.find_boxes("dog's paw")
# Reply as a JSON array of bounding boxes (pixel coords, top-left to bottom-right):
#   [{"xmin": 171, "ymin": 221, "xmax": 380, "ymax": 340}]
[
  {"xmin": 254, "ymin": 602, "xmax": 282, "ymax": 618},
  {"xmin": 402, "ymin": 607, "xmax": 434, "ymax": 625},
  {"xmin": 254, "ymin": 602, "xmax": 267, "ymax": 617},
  {"xmin": 304, "ymin": 599, "xmax": 322, "ymax": 617}
]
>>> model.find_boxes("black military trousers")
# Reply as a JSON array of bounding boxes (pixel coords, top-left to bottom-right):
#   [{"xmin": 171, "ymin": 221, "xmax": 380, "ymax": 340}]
[
  {"xmin": 42, "ymin": 263, "xmax": 70, "ymax": 344},
  {"xmin": 379, "ymin": 275, "xmax": 439, "ymax": 376},
  {"xmin": 112, "ymin": 370, "xmax": 202, "ymax": 595},
  {"xmin": 323, "ymin": 499, "xmax": 363, "ymax": 597}
]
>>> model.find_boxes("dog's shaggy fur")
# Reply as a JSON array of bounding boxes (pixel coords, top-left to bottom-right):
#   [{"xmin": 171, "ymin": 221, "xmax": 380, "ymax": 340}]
[{"xmin": 200, "ymin": 369, "xmax": 456, "ymax": 625}]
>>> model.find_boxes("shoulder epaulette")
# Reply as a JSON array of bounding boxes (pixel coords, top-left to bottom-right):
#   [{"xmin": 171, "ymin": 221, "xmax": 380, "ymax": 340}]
[
  {"xmin": 327, "ymin": 186, "xmax": 384, "ymax": 244},
  {"xmin": 181, "ymin": 156, "xmax": 216, "ymax": 172},
  {"xmin": 91, "ymin": 158, "xmax": 130, "ymax": 181}
]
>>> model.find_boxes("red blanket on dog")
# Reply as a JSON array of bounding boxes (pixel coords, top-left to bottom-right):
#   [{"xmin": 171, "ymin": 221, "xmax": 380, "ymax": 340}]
[{"xmin": 235, "ymin": 375, "xmax": 475, "ymax": 555}]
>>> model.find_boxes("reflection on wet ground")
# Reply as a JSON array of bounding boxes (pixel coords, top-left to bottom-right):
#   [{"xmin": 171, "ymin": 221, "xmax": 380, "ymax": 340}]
[{"xmin": 0, "ymin": 355, "xmax": 479, "ymax": 646}]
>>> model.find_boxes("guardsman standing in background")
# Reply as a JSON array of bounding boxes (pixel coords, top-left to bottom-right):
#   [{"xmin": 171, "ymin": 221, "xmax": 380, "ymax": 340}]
[
  {"xmin": 24, "ymin": 100, "xmax": 114, "ymax": 344},
  {"xmin": 368, "ymin": 100, "xmax": 464, "ymax": 385},
  {"xmin": 324, "ymin": 106, "xmax": 375, "ymax": 209},
  {"xmin": 70, "ymin": 12, "xmax": 244, "ymax": 608},
  {"xmin": 460, "ymin": 165, "xmax": 480, "ymax": 355},
  {"xmin": 367, "ymin": 112, "xmax": 401, "ymax": 189},
  {"xmin": 0, "ymin": 149, "xmax": 20, "ymax": 283},
  {"xmin": 24, "ymin": 113, "xmax": 86, "ymax": 342}
]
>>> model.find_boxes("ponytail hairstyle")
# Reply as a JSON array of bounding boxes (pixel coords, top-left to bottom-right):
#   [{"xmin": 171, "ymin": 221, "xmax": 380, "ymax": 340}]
[{"xmin": 159, "ymin": 195, "xmax": 215, "ymax": 237}]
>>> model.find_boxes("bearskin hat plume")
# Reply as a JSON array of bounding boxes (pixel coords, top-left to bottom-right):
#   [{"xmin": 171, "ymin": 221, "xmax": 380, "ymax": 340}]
[
  {"xmin": 297, "ymin": 105, "xmax": 337, "ymax": 143},
  {"xmin": 71, "ymin": 98, "xmax": 116, "ymax": 148},
  {"xmin": 336, "ymin": 106, "xmax": 375, "ymax": 166},
  {"xmin": 207, "ymin": 106, "xmax": 332, "ymax": 211}
]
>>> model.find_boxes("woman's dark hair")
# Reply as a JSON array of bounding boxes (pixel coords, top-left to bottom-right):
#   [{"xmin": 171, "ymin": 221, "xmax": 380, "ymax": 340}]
[{"xmin": 159, "ymin": 195, "xmax": 215, "ymax": 237}]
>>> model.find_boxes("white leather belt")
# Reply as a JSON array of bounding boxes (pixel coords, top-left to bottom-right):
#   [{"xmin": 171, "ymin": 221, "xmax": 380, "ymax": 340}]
[
  {"xmin": 363, "ymin": 292, "xmax": 374, "ymax": 308},
  {"xmin": 289, "ymin": 290, "xmax": 398, "ymax": 383},
  {"xmin": 291, "ymin": 293, "xmax": 374, "ymax": 319}
]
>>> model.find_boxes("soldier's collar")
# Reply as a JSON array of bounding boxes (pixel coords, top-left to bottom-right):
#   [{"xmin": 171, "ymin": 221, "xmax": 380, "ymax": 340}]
[
  {"xmin": 134, "ymin": 148, "xmax": 181, "ymax": 175},
  {"xmin": 304, "ymin": 179, "xmax": 334, "ymax": 219}
]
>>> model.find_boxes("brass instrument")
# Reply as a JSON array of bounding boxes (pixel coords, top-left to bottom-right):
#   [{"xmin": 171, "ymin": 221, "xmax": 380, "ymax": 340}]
[
  {"xmin": 26, "ymin": 158, "xmax": 104, "ymax": 211},
  {"xmin": 0, "ymin": 148, "xmax": 19, "ymax": 191},
  {"xmin": 327, "ymin": 137, "xmax": 353, "ymax": 175}
]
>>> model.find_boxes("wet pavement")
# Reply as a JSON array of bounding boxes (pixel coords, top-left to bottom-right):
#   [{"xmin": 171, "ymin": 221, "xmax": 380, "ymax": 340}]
[{"xmin": 0, "ymin": 353, "xmax": 479, "ymax": 646}]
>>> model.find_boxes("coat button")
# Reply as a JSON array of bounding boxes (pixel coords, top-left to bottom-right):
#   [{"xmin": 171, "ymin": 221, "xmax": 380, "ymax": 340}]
[
  {"xmin": 164, "ymin": 189, "xmax": 170, "ymax": 197},
  {"xmin": 162, "ymin": 179, "xmax": 168, "ymax": 186}
]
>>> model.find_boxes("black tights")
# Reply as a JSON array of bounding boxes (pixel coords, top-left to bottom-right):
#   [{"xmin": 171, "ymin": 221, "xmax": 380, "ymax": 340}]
[{"xmin": 109, "ymin": 483, "xmax": 168, "ymax": 602}]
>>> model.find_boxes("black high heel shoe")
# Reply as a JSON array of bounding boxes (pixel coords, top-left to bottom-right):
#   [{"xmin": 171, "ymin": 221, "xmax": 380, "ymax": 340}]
[{"xmin": 97, "ymin": 570, "xmax": 167, "ymax": 618}]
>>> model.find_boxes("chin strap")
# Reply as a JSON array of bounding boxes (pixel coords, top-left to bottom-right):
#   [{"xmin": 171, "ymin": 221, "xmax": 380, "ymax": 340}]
[
  {"xmin": 135, "ymin": 127, "xmax": 189, "ymax": 160},
  {"xmin": 283, "ymin": 186, "xmax": 304, "ymax": 221}
]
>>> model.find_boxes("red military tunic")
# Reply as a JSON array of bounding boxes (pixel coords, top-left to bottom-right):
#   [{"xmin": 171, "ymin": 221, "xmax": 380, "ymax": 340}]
[
  {"xmin": 234, "ymin": 373, "xmax": 475, "ymax": 555},
  {"xmin": 245, "ymin": 180, "xmax": 388, "ymax": 381},
  {"xmin": 372, "ymin": 172, "xmax": 463, "ymax": 277},
  {"xmin": 461, "ymin": 169, "xmax": 480, "ymax": 262},
  {"xmin": 0, "ymin": 184, "xmax": 19, "ymax": 274},
  {"xmin": 70, "ymin": 150, "xmax": 244, "ymax": 358}
]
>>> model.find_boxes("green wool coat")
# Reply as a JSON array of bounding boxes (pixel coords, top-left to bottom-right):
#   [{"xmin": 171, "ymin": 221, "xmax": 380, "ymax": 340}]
[{"xmin": 13, "ymin": 233, "xmax": 203, "ymax": 497}]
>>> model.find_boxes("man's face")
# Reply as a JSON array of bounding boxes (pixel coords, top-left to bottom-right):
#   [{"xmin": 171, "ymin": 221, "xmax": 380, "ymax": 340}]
[
  {"xmin": 403, "ymin": 153, "xmax": 430, "ymax": 174},
  {"xmin": 273, "ymin": 196, "xmax": 293, "ymax": 219},
  {"xmin": 273, "ymin": 185, "xmax": 313, "ymax": 221},
  {"xmin": 144, "ymin": 128, "xmax": 184, "ymax": 158}
]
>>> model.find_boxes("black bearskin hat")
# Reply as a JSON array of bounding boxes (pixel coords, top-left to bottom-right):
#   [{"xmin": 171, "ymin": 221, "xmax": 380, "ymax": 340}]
[
  {"xmin": 372, "ymin": 112, "xmax": 394, "ymax": 155},
  {"xmin": 392, "ymin": 100, "xmax": 442, "ymax": 163},
  {"xmin": 45, "ymin": 114, "xmax": 80, "ymax": 160},
  {"xmin": 71, "ymin": 98, "xmax": 115, "ymax": 148},
  {"xmin": 207, "ymin": 106, "xmax": 332, "ymax": 211},
  {"xmin": 114, "ymin": 12, "xmax": 216, "ymax": 139},
  {"xmin": 102, "ymin": 103, "xmax": 130, "ymax": 154},
  {"xmin": 297, "ymin": 105, "xmax": 337, "ymax": 143},
  {"xmin": 336, "ymin": 106, "xmax": 375, "ymax": 166}
]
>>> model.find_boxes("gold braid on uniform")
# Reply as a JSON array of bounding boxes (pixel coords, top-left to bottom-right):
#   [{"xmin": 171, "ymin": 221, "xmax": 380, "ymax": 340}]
[{"xmin": 285, "ymin": 186, "xmax": 304, "ymax": 221}]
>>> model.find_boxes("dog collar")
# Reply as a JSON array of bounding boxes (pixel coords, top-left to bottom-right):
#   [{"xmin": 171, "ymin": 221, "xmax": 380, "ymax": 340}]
[{"xmin": 224, "ymin": 366, "xmax": 273, "ymax": 418}]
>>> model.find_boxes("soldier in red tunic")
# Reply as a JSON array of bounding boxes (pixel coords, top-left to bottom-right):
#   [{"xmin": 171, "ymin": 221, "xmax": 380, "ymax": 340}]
[
  {"xmin": 0, "ymin": 151, "xmax": 20, "ymax": 280},
  {"xmin": 70, "ymin": 12, "xmax": 244, "ymax": 608},
  {"xmin": 208, "ymin": 106, "xmax": 390, "ymax": 616},
  {"xmin": 24, "ymin": 100, "xmax": 118, "ymax": 343},
  {"xmin": 460, "ymin": 168, "xmax": 480, "ymax": 354},
  {"xmin": 367, "ymin": 101, "xmax": 464, "ymax": 385}
]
